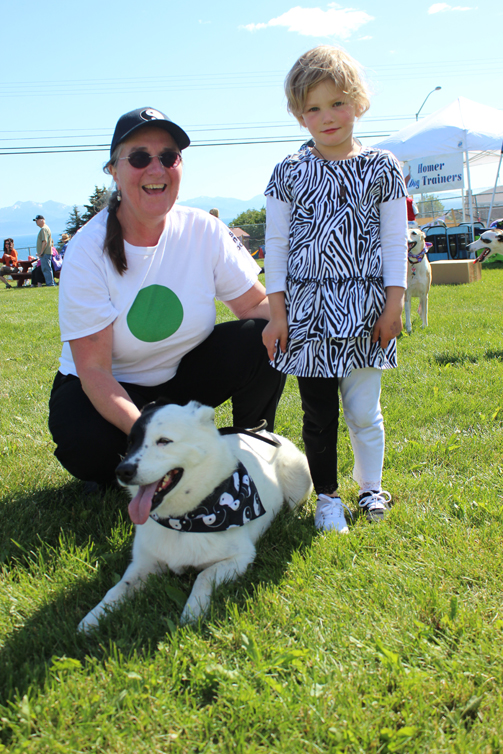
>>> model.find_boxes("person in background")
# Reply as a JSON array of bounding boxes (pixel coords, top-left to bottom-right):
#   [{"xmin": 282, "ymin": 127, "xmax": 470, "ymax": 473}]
[
  {"xmin": 31, "ymin": 246, "xmax": 63, "ymax": 286},
  {"xmin": 0, "ymin": 238, "xmax": 18, "ymax": 289},
  {"xmin": 30, "ymin": 261, "xmax": 45, "ymax": 287},
  {"xmin": 406, "ymin": 195, "xmax": 419, "ymax": 227},
  {"xmin": 59, "ymin": 233, "xmax": 72, "ymax": 257},
  {"xmin": 33, "ymin": 215, "xmax": 55, "ymax": 287},
  {"xmin": 263, "ymin": 45, "xmax": 407, "ymax": 533},
  {"xmin": 209, "ymin": 208, "xmax": 220, "ymax": 218}
]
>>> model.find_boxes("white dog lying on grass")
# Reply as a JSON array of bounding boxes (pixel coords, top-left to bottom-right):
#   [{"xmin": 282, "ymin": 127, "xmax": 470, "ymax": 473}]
[
  {"xmin": 404, "ymin": 227, "xmax": 432, "ymax": 334},
  {"xmin": 78, "ymin": 401, "xmax": 313, "ymax": 631}
]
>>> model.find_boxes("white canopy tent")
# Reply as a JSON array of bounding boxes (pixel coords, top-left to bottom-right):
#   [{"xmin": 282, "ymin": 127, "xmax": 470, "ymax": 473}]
[{"xmin": 373, "ymin": 97, "xmax": 503, "ymax": 228}]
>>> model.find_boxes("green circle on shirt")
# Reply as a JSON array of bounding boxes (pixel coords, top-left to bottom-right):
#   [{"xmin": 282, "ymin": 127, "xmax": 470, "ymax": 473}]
[{"xmin": 127, "ymin": 285, "xmax": 184, "ymax": 343}]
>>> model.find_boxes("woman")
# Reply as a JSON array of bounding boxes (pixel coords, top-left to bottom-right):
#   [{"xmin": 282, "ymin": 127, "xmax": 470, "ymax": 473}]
[
  {"xmin": 0, "ymin": 238, "xmax": 18, "ymax": 288},
  {"xmin": 49, "ymin": 107, "xmax": 284, "ymax": 488},
  {"xmin": 59, "ymin": 233, "xmax": 71, "ymax": 257}
]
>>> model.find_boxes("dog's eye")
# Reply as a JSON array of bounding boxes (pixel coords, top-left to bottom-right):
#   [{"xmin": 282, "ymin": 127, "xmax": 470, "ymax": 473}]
[{"xmin": 156, "ymin": 437, "xmax": 172, "ymax": 446}]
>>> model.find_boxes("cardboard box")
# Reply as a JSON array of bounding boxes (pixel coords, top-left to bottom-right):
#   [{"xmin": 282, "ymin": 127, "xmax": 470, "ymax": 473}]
[{"xmin": 430, "ymin": 260, "xmax": 482, "ymax": 286}]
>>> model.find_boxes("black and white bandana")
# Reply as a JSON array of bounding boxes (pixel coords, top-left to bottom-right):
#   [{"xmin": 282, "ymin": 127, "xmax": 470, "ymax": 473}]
[{"xmin": 149, "ymin": 462, "xmax": 266, "ymax": 532}]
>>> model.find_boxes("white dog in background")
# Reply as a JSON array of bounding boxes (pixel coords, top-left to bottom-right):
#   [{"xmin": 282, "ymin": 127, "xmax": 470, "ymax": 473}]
[
  {"xmin": 467, "ymin": 229, "xmax": 503, "ymax": 263},
  {"xmin": 404, "ymin": 227, "xmax": 432, "ymax": 334},
  {"xmin": 78, "ymin": 401, "xmax": 313, "ymax": 631}
]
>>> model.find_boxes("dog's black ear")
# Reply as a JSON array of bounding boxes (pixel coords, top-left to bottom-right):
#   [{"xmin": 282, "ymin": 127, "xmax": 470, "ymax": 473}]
[
  {"xmin": 152, "ymin": 397, "xmax": 172, "ymax": 408},
  {"xmin": 141, "ymin": 401, "xmax": 163, "ymax": 416}
]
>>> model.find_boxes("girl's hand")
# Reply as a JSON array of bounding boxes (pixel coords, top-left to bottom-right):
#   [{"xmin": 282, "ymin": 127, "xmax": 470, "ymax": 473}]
[
  {"xmin": 372, "ymin": 310, "xmax": 402, "ymax": 350},
  {"xmin": 262, "ymin": 318, "xmax": 288, "ymax": 361},
  {"xmin": 262, "ymin": 290, "xmax": 288, "ymax": 360},
  {"xmin": 372, "ymin": 286, "xmax": 404, "ymax": 349}
]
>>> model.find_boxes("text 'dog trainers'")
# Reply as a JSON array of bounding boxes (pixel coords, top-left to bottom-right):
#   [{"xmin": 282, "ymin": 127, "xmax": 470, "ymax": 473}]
[
  {"xmin": 358, "ymin": 490, "xmax": 392, "ymax": 522},
  {"xmin": 314, "ymin": 494, "xmax": 353, "ymax": 534}
]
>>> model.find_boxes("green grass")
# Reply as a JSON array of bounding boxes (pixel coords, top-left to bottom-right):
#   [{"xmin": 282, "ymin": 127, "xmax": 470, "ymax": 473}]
[{"xmin": 1, "ymin": 269, "xmax": 502, "ymax": 753}]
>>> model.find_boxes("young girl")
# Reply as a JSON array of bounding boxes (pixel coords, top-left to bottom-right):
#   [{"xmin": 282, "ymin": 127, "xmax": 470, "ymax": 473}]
[{"xmin": 263, "ymin": 45, "xmax": 408, "ymax": 533}]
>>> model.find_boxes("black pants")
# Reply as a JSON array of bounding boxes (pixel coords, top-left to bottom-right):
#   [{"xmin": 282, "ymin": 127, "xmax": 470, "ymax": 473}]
[
  {"xmin": 49, "ymin": 319, "xmax": 285, "ymax": 484},
  {"xmin": 31, "ymin": 266, "xmax": 45, "ymax": 286},
  {"xmin": 297, "ymin": 376, "xmax": 340, "ymax": 496}
]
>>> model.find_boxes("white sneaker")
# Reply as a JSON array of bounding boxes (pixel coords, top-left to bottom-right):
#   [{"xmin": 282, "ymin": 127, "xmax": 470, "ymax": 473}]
[{"xmin": 314, "ymin": 494, "xmax": 352, "ymax": 534}]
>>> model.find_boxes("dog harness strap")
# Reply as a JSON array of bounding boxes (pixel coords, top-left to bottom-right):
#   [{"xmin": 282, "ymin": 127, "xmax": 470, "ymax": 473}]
[
  {"xmin": 150, "ymin": 461, "xmax": 267, "ymax": 532},
  {"xmin": 218, "ymin": 423, "xmax": 281, "ymax": 448}
]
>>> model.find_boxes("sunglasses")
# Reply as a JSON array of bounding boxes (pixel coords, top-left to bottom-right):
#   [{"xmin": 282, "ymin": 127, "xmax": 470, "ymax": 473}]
[{"xmin": 119, "ymin": 150, "xmax": 182, "ymax": 170}]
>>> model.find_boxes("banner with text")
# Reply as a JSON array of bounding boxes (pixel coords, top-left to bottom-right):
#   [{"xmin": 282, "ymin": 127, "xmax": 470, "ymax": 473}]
[{"xmin": 402, "ymin": 153, "xmax": 464, "ymax": 194}]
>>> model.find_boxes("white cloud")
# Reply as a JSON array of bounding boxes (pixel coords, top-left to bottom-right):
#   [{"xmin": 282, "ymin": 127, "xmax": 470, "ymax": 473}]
[
  {"xmin": 243, "ymin": 22, "xmax": 268, "ymax": 30},
  {"xmin": 428, "ymin": 3, "xmax": 475, "ymax": 13},
  {"xmin": 242, "ymin": 4, "xmax": 374, "ymax": 39}
]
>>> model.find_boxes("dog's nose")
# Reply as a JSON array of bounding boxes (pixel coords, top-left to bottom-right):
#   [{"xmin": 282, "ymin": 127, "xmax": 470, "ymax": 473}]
[{"xmin": 116, "ymin": 460, "xmax": 138, "ymax": 484}]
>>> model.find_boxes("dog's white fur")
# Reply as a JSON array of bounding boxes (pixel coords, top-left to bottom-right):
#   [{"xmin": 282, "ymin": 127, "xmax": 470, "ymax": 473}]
[
  {"xmin": 467, "ymin": 229, "xmax": 503, "ymax": 263},
  {"xmin": 78, "ymin": 402, "xmax": 313, "ymax": 631},
  {"xmin": 404, "ymin": 227, "xmax": 432, "ymax": 334}
]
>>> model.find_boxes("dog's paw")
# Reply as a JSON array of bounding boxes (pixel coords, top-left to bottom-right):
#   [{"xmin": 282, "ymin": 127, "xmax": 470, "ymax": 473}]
[
  {"xmin": 179, "ymin": 602, "xmax": 203, "ymax": 626},
  {"xmin": 77, "ymin": 612, "xmax": 100, "ymax": 634}
]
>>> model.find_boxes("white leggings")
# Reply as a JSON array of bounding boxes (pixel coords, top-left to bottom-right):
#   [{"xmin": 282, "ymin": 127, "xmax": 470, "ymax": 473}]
[{"xmin": 339, "ymin": 367, "xmax": 384, "ymax": 491}]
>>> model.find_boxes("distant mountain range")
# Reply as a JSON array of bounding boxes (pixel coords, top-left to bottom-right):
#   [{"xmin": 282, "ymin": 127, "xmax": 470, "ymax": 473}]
[
  {"xmin": 0, "ymin": 200, "xmax": 76, "ymax": 238},
  {"xmin": 0, "ymin": 195, "xmax": 266, "ymax": 237}
]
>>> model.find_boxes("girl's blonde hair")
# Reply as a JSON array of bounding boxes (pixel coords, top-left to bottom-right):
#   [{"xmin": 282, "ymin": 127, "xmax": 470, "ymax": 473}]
[{"xmin": 285, "ymin": 45, "xmax": 370, "ymax": 119}]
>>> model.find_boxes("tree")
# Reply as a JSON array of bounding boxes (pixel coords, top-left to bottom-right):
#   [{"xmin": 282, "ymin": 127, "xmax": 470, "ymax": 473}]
[
  {"xmin": 81, "ymin": 185, "xmax": 110, "ymax": 223},
  {"xmin": 64, "ymin": 206, "xmax": 85, "ymax": 237},
  {"xmin": 230, "ymin": 207, "xmax": 266, "ymax": 226},
  {"xmin": 62, "ymin": 185, "xmax": 110, "ymax": 245},
  {"xmin": 418, "ymin": 193, "xmax": 445, "ymax": 217},
  {"xmin": 229, "ymin": 207, "xmax": 266, "ymax": 254}
]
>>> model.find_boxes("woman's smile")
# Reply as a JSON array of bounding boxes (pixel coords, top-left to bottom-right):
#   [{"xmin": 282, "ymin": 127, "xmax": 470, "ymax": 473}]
[
  {"xmin": 110, "ymin": 127, "xmax": 183, "ymax": 241},
  {"xmin": 143, "ymin": 183, "xmax": 167, "ymax": 194}
]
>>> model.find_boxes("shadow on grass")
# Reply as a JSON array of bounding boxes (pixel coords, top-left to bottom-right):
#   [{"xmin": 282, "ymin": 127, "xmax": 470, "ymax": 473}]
[
  {"xmin": 0, "ymin": 491, "xmax": 317, "ymax": 709},
  {"xmin": 433, "ymin": 353, "xmax": 480, "ymax": 366},
  {"xmin": 485, "ymin": 349, "xmax": 503, "ymax": 361},
  {"xmin": 432, "ymin": 349, "xmax": 503, "ymax": 367},
  {"xmin": 0, "ymin": 480, "xmax": 130, "ymax": 566}
]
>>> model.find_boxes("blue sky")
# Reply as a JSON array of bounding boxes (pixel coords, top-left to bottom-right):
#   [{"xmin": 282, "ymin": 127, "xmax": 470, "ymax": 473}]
[{"xmin": 1, "ymin": 0, "xmax": 502, "ymax": 209}]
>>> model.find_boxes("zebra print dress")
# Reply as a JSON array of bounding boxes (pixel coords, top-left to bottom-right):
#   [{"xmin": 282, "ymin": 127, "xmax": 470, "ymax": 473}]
[{"xmin": 264, "ymin": 145, "xmax": 407, "ymax": 378}]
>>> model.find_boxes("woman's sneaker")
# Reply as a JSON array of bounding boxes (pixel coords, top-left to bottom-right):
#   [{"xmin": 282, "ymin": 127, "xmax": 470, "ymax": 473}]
[
  {"xmin": 358, "ymin": 490, "xmax": 392, "ymax": 522},
  {"xmin": 315, "ymin": 494, "xmax": 352, "ymax": 534}
]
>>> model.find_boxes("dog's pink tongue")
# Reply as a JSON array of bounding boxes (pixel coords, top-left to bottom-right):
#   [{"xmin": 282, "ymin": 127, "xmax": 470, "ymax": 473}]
[{"xmin": 128, "ymin": 482, "xmax": 159, "ymax": 525}]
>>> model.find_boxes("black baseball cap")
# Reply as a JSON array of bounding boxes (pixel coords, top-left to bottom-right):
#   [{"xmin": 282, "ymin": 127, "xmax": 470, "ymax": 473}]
[
  {"xmin": 33, "ymin": 215, "xmax": 44, "ymax": 221},
  {"xmin": 110, "ymin": 108, "xmax": 190, "ymax": 157}
]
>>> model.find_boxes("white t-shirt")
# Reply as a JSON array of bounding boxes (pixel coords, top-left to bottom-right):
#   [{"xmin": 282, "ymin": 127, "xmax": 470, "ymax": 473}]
[{"xmin": 58, "ymin": 206, "xmax": 260, "ymax": 386}]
